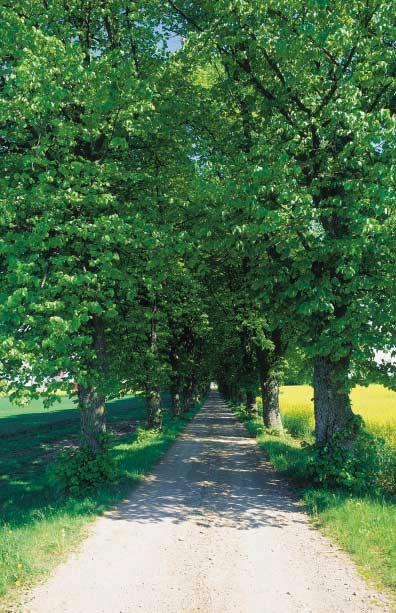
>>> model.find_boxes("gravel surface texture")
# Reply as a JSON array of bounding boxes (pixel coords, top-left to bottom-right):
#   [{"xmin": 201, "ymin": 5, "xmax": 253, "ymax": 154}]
[{"xmin": 24, "ymin": 392, "xmax": 391, "ymax": 613}]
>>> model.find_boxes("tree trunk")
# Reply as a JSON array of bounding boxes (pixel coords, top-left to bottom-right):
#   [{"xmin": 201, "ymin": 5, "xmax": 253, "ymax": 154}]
[
  {"xmin": 78, "ymin": 385, "xmax": 106, "ymax": 453},
  {"xmin": 313, "ymin": 356, "xmax": 356, "ymax": 445},
  {"xmin": 262, "ymin": 374, "xmax": 283, "ymax": 431},
  {"xmin": 77, "ymin": 315, "xmax": 107, "ymax": 454},
  {"xmin": 146, "ymin": 389, "xmax": 162, "ymax": 428},
  {"xmin": 230, "ymin": 385, "xmax": 243, "ymax": 404},
  {"xmin": 145, "ymin": 298, "xmax": 162, "ymax": 428},
  {"xmin": 171, "ymin": 387, "xmax": 181, "ymax": 418},
  {"xmin": 257, "ymin": 349, "xmax": 283, "ymax": 432},
  {"xmin": 245, "ymin": 389, "xmax": 256, "ymax": 416},
  {"xmin": 182, "ymin": 386, "xmax": 193, "ymax": 413},
  {"xmin": 221, "ymin": 382, "xmax": 230, "ymax": 399}
]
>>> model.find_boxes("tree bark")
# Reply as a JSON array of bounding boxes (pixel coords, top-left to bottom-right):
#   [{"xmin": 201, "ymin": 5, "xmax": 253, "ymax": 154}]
[
  {"xmin": 236, "ymin": 389, "xmax": 244, "ymax": 404},
  {"xmin": 230, "ymin": 386, "xmax": 243, "ymax": 404},
  {"xmin": 78, "ymin": 385, "xmax": 106, "ymax": 453},
  {"xmin": 262, "ymin": 374, "xmax": 283, "ymax": 431},
  {"xmin": 145, "ymin": 298, "xmax": 162, "ymax": 428},
  {"xmin": 182, "ymin": 384, "xmax": 194, "ymax": 413},
  {"xmin": 77, "ymin": 315, "xmax": 107, "ymax": 453},
  {"xmin": 245, "ymin": 389, "xmax": 256, "ymax": 416},
  {"xmin": 313, "ymin": 356, "xmax": 356, "ymax": 444},
  {"xmin": 171, "ymin": 386, "xmax": 181, "ymax": 418},
  {"xmin": 146, "ymin": 388, "xmax": 162, "ymax": 428},
  {"xmin": 257, "ymin": 349, "xmax": 283, "ymax": 432}
]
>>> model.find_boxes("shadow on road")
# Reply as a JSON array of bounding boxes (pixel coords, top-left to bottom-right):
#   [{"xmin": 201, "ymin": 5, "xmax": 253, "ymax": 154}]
[{"xmin": 107, "ymin": 393, "xmax": 307, "ymax": 531}]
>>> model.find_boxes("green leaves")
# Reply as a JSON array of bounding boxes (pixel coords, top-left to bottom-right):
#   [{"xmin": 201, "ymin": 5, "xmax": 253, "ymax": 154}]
[{"xmin": 1, "ymin": 0, "xmax": 395, "ymax": 446}]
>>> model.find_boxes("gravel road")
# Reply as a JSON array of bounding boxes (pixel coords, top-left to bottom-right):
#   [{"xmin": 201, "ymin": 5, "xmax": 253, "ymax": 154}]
[{"xmin": 24, "ymin": 392, "xmax": 390, "ymax": 613}]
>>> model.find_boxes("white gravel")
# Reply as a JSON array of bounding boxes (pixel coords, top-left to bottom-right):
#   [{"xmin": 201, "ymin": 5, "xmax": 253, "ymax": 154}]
[{"xmin": 23, "ymin": 392, "xmax": 391, "ymax": 613}]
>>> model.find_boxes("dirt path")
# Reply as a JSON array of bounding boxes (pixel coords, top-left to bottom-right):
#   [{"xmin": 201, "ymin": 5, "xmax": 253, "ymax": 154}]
[{"xmin": 24, "ymin": 392, "xmax": 390, "ymax": 613}]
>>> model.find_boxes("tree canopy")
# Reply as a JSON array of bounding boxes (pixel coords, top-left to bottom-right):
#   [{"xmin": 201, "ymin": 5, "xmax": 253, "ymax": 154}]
[{"xmin": 1, "ymin": 0, "xmax": 395, "ymax": 455}]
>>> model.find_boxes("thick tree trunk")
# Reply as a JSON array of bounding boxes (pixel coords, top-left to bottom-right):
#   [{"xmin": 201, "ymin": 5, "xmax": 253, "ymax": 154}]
[
  {"xmin": 257, "ymin": 349, "xmax": 283, "ymax": 432},
  {"xmin": 171, "ymin": 387, "xmax": 181, "ymax": 418},
  {"xmin": 262, "ymin": 374, "xmax": 283, "ymax": 431},
  {"xmin": 146, "ymin": 389, "xmax": 162, "ymax": 428},
  {"xmin": 183, "ymin": 389, "xmax": 193, "ymax": 413},
  {"xmin": 145, "ymin": 298, "xmax": 162, "ymax": 428},
  {"xmin": 230, "ymin": 386, "xmax": 243, "ymax": 404},
  {"xmin": 313, "ymin": 356, "xmax": 355, "ymax": 444},
  {"xmin": 78, "ymin": 385, "xmax": 106, "ymax": 453},
  {"xmin": 77, "ymin": 315, "xmax": 107, "ymax": 453},
  {"xmin": 221, "ymin": 382, "xmax": 231, "ymax": 400},
  {"xmin": 245, "ymin": 389, "xmax": 256, "ymax": 416}
]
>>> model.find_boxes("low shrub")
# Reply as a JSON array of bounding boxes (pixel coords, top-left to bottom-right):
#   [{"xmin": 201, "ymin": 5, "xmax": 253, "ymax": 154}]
[
  {"xmin": 307, "ymin": 425, "xmax": 396, "ymax": 496},
  {"xmin": 134, "ymin": 424, "xmax": 161, "ymax": 443},
  {"xmin": 52, "ymin": 434, "xmax": 117, "ymax": 495}
]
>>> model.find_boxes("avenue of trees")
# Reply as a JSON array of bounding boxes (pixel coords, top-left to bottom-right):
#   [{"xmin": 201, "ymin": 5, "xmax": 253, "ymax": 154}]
[{"xmin": 0, "ymin": 1, "xmax": 395, "ymax": 467}]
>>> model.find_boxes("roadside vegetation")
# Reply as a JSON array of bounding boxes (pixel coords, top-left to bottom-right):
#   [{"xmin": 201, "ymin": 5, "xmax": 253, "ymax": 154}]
[
  {"xmin": 0, "ymin": 395, "xmax": 200, "ymax": 607},
  {"xmin": 232, "ymin": 384, "xmax": 396, "ymax": 600}
]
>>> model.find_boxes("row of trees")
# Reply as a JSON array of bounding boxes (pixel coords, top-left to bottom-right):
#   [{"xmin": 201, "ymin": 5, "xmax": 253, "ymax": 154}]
[
  {"xmin": 0, "ymin": 1, "xmax": 212, "ymax": 452},
  {"xmin": 1, "ymin": 1, "xmax": 395, "ymax": 457},
  {"xmin": 166, "ymin": 0, "xmax": 396, "ymax": 446}
]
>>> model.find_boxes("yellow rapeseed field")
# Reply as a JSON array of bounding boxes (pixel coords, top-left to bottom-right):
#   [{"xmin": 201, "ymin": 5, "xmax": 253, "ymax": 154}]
[{"xmin": 280, "ymin": 384, "xmax": 396, "ymax": 447}]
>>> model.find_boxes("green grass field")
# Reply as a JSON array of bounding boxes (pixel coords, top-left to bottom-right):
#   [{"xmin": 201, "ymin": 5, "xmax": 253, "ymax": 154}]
[
  {"xmin": 243, "ymin": 384, "xmax": 396, "ymax": 604},
  {"xmin": 0, "ymin": 393, "xmax": 195, "ymax": 608}
]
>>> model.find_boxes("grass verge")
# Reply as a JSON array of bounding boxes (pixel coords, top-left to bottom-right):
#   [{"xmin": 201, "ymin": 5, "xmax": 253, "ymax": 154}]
[
  {"xmin": 232, "ymin": 403, "xmax": 396, "ymax": 607},
  {"xmin": 0, "ymin": 397, "xmax": 201, "ymax": 610}
]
